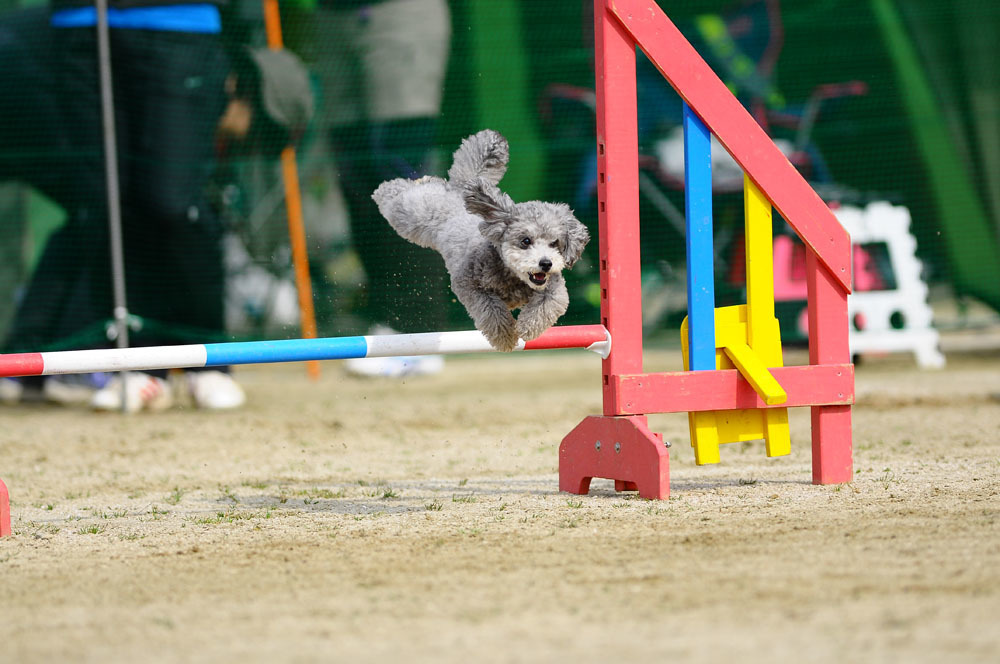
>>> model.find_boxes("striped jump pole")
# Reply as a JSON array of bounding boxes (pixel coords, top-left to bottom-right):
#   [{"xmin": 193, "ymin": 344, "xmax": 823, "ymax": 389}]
[{"xmin": 0, "ymin": 325, "xmax": 610, "ymax": 378}]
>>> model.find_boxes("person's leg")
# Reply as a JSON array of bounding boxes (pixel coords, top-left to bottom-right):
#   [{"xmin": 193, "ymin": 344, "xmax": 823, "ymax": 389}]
[
  {"xmin": 113, "ymin": 29, "xmax": 229, "ymax": 348},
  {"xmin": 330, "ymin": 119, "xmax": 449, "ymax": 332},
  {"xmin": 4, "ymin": 23, "xmax": 113, "ymax": 354},
  {"xmin": 332, "ymin": 0, "xmax": 453, "ymax": 333}
]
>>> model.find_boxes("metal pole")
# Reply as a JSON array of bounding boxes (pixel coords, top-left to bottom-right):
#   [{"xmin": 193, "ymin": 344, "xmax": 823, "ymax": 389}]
[{"xmin": 95, "ymin": 0, "xmax": 131, "ymax": 410}]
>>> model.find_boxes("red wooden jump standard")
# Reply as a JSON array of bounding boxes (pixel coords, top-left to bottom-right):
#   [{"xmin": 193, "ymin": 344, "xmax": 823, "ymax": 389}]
[
  {"xmin": 559, "ymin": 0, "xmax": 855, "ymax": 499},
  {"xmin": 0, "ymin": 479, "xmax": 10, "ymax": 537}
]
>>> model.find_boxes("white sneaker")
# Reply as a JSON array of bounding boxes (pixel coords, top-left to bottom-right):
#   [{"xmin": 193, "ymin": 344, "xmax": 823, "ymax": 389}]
[
  {"xmin": 90, "ymin": 372, "xmax": 173, "ymax": 413},
  {"xmin": 186, "ymin": 370, "xmax": 246, "ymax": 410},
  {"xmin": 0, "ymin": 378, "xmax": 23, "ymax": 404},
  {"xmin": 43, "ymin": 373, "xmax": 111, "ymax": 405},
  {"xmin": 344, "ymin": 325, "xmax": 445, "ymax": 378}
]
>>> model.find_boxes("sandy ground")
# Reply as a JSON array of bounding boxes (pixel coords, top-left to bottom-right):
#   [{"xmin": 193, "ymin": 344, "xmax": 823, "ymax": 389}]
[{"xmin": 1, "ymin": 338, "xmax": 999, "ymax": 663}]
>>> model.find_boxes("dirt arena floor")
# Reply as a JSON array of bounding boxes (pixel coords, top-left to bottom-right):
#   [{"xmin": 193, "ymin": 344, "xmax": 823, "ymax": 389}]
[{"xmin": 2, "ymin": 333, "xmax": 999, "ymax": 663}]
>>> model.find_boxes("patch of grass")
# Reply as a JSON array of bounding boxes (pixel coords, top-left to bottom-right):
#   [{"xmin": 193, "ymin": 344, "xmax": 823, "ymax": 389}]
[
  {"xmin": 877, "ymin": 468, "xmax": 899, "ymax": 490},
  {"xmin": 425, "ymin": 500, "xmax": 444, "ymax": 511},
  {"xmin": 193, "ymin": 508, "xmax": 256, "ymax": 525},
  {"xmin": 566, "ymin": 499, "xmax": 584, "ymax": 509},
  {"xmin": 102, "ymin": 507, "xmax": 129, "ymax": 519},
  {"xmin": 458, "ymin": 478, "xmax": 469, "ymax": 487},
  {"xmin": 218, "ymin": 486, "xmax": 239, "ymax": 504},
  {"xmin": 452, "ymin": 494, "xmax": 476, "ymax": 503},
  {"xmin": 380, "ymin": 488, "xmax": 399, "ymax": 499},
  {"xmin": 296, "ymin": 488, "xmax": 346, "ymax": 500},
  {"xmin": 77, "ymin": 524, "xmax": 105, "ymax": 535},
  {"xmin": 738, "ymin": 477, "xmax": 759, "ymax": 486},
  {"xmin": 165, "ymin": 487, "xmax": 185, "ymax": 505}
]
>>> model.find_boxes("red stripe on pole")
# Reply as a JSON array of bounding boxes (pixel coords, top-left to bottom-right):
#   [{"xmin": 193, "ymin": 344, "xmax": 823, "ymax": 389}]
[
  {"xmin": 523, "ymin": 325, "xmax": 608, "ymax": 351},
  {"xmin": 0, "ymin": 353, "xmax": 44, "ymax": 377}
]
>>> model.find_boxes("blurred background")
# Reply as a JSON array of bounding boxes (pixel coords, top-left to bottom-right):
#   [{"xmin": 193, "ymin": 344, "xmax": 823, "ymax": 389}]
[{"xmin": 0, "ymin": 0, "xmax": 997, "ymax": 352}]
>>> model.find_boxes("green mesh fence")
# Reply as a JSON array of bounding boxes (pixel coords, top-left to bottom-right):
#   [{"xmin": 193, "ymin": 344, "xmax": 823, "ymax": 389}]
[{"xmin": 0, "ymin": 0, "xmax": 997, "ymax": 355}]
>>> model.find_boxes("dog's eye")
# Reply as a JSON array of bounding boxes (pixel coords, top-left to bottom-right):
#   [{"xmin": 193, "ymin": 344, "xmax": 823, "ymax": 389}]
[
  {"xmin": 549, "ymin": 241, "xmax": 560, "ymax": 249},
  {"xmin": 519, "ymin": 237, "xmax": 532, "ymax": 248}
]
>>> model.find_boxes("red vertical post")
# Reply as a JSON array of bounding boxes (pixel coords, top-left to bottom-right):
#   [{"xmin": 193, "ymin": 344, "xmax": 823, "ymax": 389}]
[
  {"xmin": 806, "ymin": 250, "xmax": 853, "ymax": 484},
  {"xmin": 559, "ymin": 1, "xmax": 669, "ymax": 499},
  {"xmin": 0, "ymin": 478, "xmax": 10, "ymax": 537},
  {"xmin": 594, "ymin": 0, "xmax": 643, "ymax": 415}
]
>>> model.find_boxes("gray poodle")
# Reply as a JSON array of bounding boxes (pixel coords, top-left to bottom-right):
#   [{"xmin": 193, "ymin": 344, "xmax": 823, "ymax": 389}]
[{"xmin": 372, "ymin": 129, "xmax": 590, "ymax": 352}]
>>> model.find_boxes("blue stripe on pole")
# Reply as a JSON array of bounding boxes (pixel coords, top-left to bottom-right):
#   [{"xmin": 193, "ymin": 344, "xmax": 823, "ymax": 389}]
[
  {"xmin": 203, "ymin": 336, "xmax": 369, "ymax": 367},
  {"xmin": 683, "ymin": 103, "xmax": 717, "ymax": 371}
]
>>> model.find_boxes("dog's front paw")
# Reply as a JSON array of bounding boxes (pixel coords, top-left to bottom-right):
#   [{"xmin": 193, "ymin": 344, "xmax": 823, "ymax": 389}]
[
  {"xmin": 515, "ymin": 315, "xmax": 550, "ymax": 342},
  {"xmin": 482, "ymin": 324, "xmax": 519, "ymax": 352}
]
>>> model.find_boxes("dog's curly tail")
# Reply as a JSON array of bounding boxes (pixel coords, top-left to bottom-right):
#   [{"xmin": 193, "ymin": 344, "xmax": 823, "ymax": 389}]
[{"xmin": 447, "ymin": 129, "xmax": 509, "ymax": 189}]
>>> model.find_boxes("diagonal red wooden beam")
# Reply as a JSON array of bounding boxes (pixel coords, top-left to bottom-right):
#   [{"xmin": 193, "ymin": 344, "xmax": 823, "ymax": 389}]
[{"xmin": 608, "ymin": 0, "xmax": 852, "ymax": 293}]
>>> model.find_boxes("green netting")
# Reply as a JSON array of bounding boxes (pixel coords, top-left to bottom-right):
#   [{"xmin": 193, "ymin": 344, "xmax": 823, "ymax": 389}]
[{"xmin": 0, "ymin": 0, "xmax": 997, "ymax": 355}]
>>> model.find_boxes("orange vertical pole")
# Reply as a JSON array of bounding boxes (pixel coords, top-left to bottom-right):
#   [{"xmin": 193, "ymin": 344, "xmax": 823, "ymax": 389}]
[{"xmin": 263, "ymin": 0, "xmax": 320, "ymax": 379}]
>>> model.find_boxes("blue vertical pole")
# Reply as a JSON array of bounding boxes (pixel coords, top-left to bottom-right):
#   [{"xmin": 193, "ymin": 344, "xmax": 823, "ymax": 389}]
[{"xmin": 683, "ymin": 103, "xmax": 716, "ymax": 371}]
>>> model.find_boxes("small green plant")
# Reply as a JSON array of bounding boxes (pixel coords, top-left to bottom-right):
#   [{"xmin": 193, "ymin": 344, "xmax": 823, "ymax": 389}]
[
  {"xmin": 738, "ymin": 477, "xmax": 759, "ymax": 486},
  {"xmin": 458, "ymin": 478, "xmax": 469, "ymax": 487},
  {"xmin": 165, "ymin": 487, "xmax": 185, "ymax": 505},
  {"xmin": 566, "ymin": 499, "xmax": 584, "ymax": 509},
  {"xmin": 877, "ymin": 468, "xmax": 898, "ymax": 490},
  {"xmin": 296, "ymin": 488, "xmax": 346, "ymax": 500},
  {"xmin": 194, "ymin": 508, "xmax": 256, "ymax": 525},
  {"xmin": 425, "ymin": 500, "xmax": 444, "ymax": 511},
  {"xmin": 380, "ymin": 488, "xmax": 398, "ymax": 499},
  {"xmin": 77, "ymin": 524, "xmax": 105, "ymax": 535},
  {"xmin": 452, "ymin": 494, "xmax": 476, "ymax": 503}
]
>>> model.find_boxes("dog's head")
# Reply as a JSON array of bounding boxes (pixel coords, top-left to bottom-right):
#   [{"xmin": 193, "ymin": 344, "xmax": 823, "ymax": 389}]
[{"xmin": 465, "ymin": 179, "xmax": 589, "ymax": 291}]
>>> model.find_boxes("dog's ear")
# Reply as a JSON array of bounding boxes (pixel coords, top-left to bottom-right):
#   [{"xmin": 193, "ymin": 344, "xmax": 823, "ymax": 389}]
[
  {"xmin": 465, "ymin": 178, "xmax": 514, "ymax": 243},
  {"xmin": 561, "ymin": 209, "xmax": 590, "ymax": 268}
]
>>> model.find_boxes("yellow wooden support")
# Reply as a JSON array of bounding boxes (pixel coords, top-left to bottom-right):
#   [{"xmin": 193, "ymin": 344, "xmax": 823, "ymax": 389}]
[
  {"xmin": 744, "ymin": 174, "xmax": 775, "ymax": 354},
  {"xmin": 679, "ymin": 175, "xmax": 791, "ymax": 465},
  {"xmin": 723, "ymin": 341, "xmax": 786, "ymax": 405}
]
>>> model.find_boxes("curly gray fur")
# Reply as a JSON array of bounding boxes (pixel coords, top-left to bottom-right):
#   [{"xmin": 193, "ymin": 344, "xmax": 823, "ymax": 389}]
[{"xmin": 372, "ymin": 129, "xmax": 590, "ymax": 351}]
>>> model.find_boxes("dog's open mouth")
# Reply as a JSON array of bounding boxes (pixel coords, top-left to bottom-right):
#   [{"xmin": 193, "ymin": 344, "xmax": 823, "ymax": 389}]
[{"xmin": 528, "ymin": 272, "xmax": 548, "ymax": 286}]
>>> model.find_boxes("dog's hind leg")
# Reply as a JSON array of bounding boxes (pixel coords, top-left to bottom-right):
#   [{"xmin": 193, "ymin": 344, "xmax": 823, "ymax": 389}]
[
  {"xmin": 372, "ymin": 177, "xmax": 454, "ymax": 251},
  {"xmin": 515, "ymin": 280, "xmax": 570, "ymax": 341}
]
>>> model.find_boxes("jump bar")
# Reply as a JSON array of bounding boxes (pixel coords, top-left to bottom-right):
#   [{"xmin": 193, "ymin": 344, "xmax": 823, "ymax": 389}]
[{"xmin": 0, "ymin": 325, "xmax": 611, "ymax": 378}]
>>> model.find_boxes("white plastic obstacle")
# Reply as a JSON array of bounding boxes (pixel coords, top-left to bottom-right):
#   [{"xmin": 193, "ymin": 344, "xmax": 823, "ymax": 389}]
[
  {"xmin": 0, "ymin": 325, "xmax": 611, "ymax": 378},
  {"xmin": 836, "ymin": 202, "xmax": 945, "ymax": 369}
]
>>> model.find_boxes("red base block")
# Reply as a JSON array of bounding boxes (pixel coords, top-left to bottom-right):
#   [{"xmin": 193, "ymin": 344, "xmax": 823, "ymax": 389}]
[
  {"xmin": 560, "ymin": 415, "xmax": 670, "ymax": 499},
  {"xmin": 0, "ymin": 478, "xmax": 10, "ymax": 537}
]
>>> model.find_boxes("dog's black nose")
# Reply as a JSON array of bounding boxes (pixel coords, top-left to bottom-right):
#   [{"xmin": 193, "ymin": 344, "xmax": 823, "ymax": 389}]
[{"xmin": 539, "ymin": 258, "xmax": 553, "ymax": 272}]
